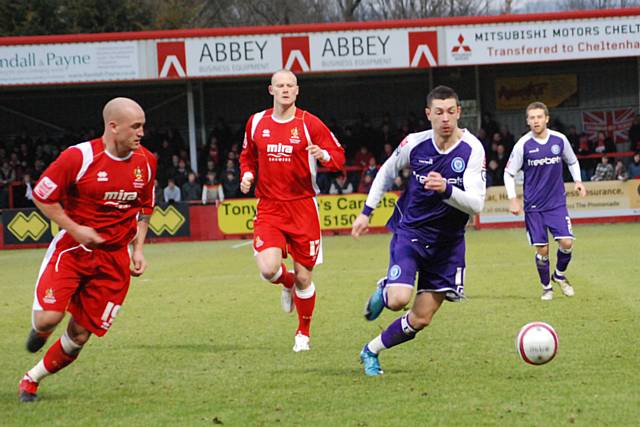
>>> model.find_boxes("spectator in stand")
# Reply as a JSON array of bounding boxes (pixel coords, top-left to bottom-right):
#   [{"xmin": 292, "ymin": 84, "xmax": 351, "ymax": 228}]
[
  {"xmin": 358, "ymin": 174, "xmax": 374, "ymax": 194},
  {"xmin": 329, "ymin": 173, "xmax": 354, "ymax": 195},
  {"xmin": 499, "ymin": 124, "xmax": 516, "ymax": 154},
  {"xmin": 614, "ymin": 160, "xmax": 628, "ymax": 181},
  {"xmin": 593, "ymin": 131, "xmax": 615, "ymax": 154},
  {"xmin": 173, "ymin": 159, "xmax": 190, "ymax": 188},
  {"xmin": 163, "ymin": 178, "xmax": 181, "ymax": 204},
  {"xmin": 628, "ymin": 152, "xmax": 640, "ymax": 179},
  {"xmin": 222, "ymin": 170, "xmax": 240, "ymax": 199},
  {"xmin": 485, "ymin": 159, "xmax": 503, "ymax": 187},
  {"xmin": 363, "ymin": 156, "xmax": 378, "ymax": 178},
  {"xmin": 340, "ymin": 126, "xmax": 357, "ymax": 162},
  {"xmin": 202, "ymin": 171, "xmax": 224, "ymax": 205},
  {"xmin": 494, "ymin": 143, "xmax": 508, "ymax": 170},
  {"xmin": 181, "ymin": 172, "xmax": 202, "ymax": 202},
  {"xmin": 482, "ymin": 112, "xmax": 499, "ymax": 141},
  {"xmin": 207, "ymin": 136, "xmax": 220, "ymax": 164},
  {"xmin": 203, "ymin": 159, "xmax": 217, "ymax": 179},
  {"xmin": 15, "ymin": 173, "xmax": 35, "ymax": 208},
  {"xmin": 222, "ymin": 159, "xmax": 239, "ymax": 177},
  {"xmin": 566, "ymin": 125, "xmax": 580, "ymax": 151},
  {"xmin": 591, "ymin": 155, "xmax": 614, "ymax": 181},
  {"xmin": 0, "ymin": 160, "xmax": 16, "ymax": 208},
  {"xmin": 629, "ymin": 115, "xmax": 640, "ymax": 151},
  {"xmin": 353, "ymin": 145, "xmax": 375, "ymax": 168},
  {"xmin": 379, "ymin": 142, "xmax": 394, "ymax": 163},
  {"xmin": 154, "ymin": 179, "xmax": 164, "ymax": 207},
  {"xmin": 576, "ymin": 133, "xmax": 595, "ymax": 181},
  {"xmin": 476, "ymin": 128, "xmax": 489, "ymax": 153},
  {"xmin": 32, "ymin": 159, "xmax": 46, "ymax": 180}
]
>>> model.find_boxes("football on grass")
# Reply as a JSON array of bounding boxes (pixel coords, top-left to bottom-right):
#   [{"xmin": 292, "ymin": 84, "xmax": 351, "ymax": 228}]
[{"xmin": 516, "ymin": 322, "xmax": 558, "ymax": 365}]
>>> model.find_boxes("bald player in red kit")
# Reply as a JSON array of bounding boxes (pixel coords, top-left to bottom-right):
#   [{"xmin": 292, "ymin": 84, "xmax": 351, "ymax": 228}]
[
  {"xmin": 240, "ymin": 70, "xmax": 345, "ymax": 352},
  {"xmin": 18, "ymin": 97, "xmax": 157, "ymax": 402}
]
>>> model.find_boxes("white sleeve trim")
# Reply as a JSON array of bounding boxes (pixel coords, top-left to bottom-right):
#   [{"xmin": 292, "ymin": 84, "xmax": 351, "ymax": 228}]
[
  {"xmin": 504, "ymin": 171, "xmax": 517, "ymax": 199},
  {"xmin": 443, "ymin": 139, "xmax": 486, "ymax": 215},
  {"xmin": 568, "ymin": 162, "xmax": 582, "ymax": 182},
  {"xmin": 73, "ymin": 141, "xmax": 94, "ymax": 182}
]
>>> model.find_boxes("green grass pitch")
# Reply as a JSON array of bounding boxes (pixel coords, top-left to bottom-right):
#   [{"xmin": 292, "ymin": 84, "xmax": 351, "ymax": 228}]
[{"xmin": 1, "ymin": 223, "xmax": 639, "ymax": 426}]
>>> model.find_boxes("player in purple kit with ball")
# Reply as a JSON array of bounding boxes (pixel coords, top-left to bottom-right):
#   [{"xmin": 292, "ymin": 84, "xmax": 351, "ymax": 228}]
[
  {"xmin": 503, "ymin": 101, "xmax": 586, "ymax": 301},
  {"xmin": 351, "ymin": 86, "xmax": 486, "ymax": 376}
]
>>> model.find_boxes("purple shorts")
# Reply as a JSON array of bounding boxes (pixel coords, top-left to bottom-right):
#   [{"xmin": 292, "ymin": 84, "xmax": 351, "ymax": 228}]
[
  {"xmin": 386, "ymin": 232, "xmax": 466, "ymax": 301},
  {"xmin": 525, "ymin": 207, "xmax": 574, "ymax": 246}
]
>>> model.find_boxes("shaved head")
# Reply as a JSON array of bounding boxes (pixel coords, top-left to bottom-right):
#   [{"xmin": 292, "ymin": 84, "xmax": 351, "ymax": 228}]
[
  {"xmin": 271, "ymin": 69, "xmax": 297, "ymax": 86},
  {"xmin": 102, "ymin": 97, "xmax": 146, "ymax": 155},
  {"xmin": 103, "ymin": 97, "xmax": 144, "ymax": 126}
]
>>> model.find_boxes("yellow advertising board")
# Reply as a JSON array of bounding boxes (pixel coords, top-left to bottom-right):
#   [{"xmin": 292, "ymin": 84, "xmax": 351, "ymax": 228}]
[
  {"xmin": 495, "ymin": 74, "xmax": 577, "ymax": 111},
  {"xmin": 217, "ymin": 192, "xmax": 399, "ymax": 235},
  {"xmin": 480, "ymin": 180, "xmax": 640, "ymax": 225}
]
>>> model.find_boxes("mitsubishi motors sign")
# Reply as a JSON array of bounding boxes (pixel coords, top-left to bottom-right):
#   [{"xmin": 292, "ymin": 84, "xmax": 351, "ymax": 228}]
[{"xmin": 445, "ymin": 16, "xmax": 640, "ymax": 65}]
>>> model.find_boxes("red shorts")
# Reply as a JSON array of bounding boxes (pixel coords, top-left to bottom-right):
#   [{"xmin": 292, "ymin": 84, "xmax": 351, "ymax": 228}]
[
  {"xmin": 253, "ymin": 197, "xmax": 322, "ymax": 269},
  {"xmin": 33, "ymin": 231, "xmax": 131, "ymax": 337}
]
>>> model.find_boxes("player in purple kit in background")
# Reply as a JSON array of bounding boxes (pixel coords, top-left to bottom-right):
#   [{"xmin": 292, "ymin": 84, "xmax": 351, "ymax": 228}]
[
  {"xmin": 351, "ymin": 86, "xmax": 486, "ymax": 376},
  {"xmin": 503, "ymin": 102, "xmax": 586, "ymax": 301}
]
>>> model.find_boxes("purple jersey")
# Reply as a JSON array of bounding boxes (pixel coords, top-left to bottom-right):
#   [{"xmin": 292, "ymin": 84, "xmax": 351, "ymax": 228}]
[
  {"xmin": 364, "ymin": 129, "xmax": 486, "ymax": 243},
  {"xmin": 505, "ymin": 130, "xmax": 578, "ymax": 212}
]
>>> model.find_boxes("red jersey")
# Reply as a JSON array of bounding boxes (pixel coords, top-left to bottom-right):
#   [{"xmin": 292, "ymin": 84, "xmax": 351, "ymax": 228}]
[
  {"xmin": 33, "ymin": 138, "xmax": 157, "ymax": 248},
  {"xmin": 240, "ymin": 108, "xmax": 345, "ymax": 201}
]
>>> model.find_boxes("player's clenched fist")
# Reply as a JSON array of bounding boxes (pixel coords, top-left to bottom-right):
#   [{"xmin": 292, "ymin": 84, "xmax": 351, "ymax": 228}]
[
  {"xmin": 240, "ymin": 172, "xmax": 254, "ymax": 194},
  {"xmin": 424, "ymin": 171, "xmax": 446, "ymax": 193}
]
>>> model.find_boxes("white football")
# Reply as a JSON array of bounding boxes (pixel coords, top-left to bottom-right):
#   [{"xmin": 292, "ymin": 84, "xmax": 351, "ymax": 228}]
[{"xmin": 515, "ymin": 322, "xmax": 558, "ymax": 365}]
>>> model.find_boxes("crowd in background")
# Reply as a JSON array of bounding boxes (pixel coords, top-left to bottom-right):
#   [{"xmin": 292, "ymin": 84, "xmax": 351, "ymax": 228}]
[{"xmin": 2, "ymin": 111, "xmax": 640, "ymax": 210}]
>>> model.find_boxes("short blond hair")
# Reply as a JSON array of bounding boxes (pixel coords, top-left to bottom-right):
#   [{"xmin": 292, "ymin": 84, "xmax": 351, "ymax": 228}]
[{"xmin": 526, "ymin": 101, "xmax": 549, "ymax": 117}]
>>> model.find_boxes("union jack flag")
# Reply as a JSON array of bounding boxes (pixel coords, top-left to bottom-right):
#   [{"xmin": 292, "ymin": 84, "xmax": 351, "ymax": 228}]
[{"xmin": 581, "ymin": 108, "xmax": 635, "ymax": 143}]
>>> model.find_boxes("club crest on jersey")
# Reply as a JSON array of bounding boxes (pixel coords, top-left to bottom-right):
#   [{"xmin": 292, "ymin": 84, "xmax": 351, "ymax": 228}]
[
  {"xmin": 43, "ymin": 288, "xmax": 56, "ymax": 304},
  {"xmin": 451, "ymin": 157, "xmax": 465, "ymax": 173},
  {"xmin": 389, "ymin": 264, "xmax": 402, "ymax": 280},
  {"xmin": 133, "ymin": 166, "xmax": 145, "ymax": 188},
  {"xmin": 289, "ymin": 127, "xmax": 301, "ymax": 144},
  {"xmin": 266, "ymin": 143, "xmax": 293, "ymax": 162},
  {"xmin": 551, "ymin": 144, "xmax": 561, "ymax": 155},
  {"xmin": 97, "ymin": 171, "xmax": 109, "ymax": 182}
]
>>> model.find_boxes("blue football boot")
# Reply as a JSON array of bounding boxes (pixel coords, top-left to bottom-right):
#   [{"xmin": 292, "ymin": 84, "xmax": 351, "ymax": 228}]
[
  {"xmin": 359, "ymin": 345, "xmax": 383, "ymax": 376},
  {"xmin": 364, "ymin": 277, "xmax": 386, "ymax": 321}
]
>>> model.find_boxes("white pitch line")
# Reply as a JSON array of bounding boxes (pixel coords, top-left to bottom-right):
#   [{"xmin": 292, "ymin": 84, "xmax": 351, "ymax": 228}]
[{"xmin": 231, "ymin": 241, "xmax": 253, "ymax": 249}]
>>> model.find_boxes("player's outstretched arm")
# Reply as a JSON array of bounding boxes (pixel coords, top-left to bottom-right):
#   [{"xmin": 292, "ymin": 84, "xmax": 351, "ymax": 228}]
[{"xmin": 34, "ymin": 199, "xmax": 105, "ymax": 247}]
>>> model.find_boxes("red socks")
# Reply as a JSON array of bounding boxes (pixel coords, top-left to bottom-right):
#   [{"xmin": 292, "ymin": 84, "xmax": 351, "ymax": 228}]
[
  {"xmin": 43, "ymin": 338, "xmax": 78, "ymax": 374},
  {"xmin": 293, "ymin": 283, "xmax": 316, "ymax": 337},
  {"xmin": 273, "ymin": 264, "xmax": 295, "ymax": 289}
]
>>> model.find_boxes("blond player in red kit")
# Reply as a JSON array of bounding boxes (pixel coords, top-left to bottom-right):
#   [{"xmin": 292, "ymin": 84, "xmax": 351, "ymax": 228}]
[
  {"xmin": 240, "ymin": 70, "xmax": 345, "ymax": 352},
  {"xmin": 18, "ymin": 97, "xmax": 157, "ymax": 402}
]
